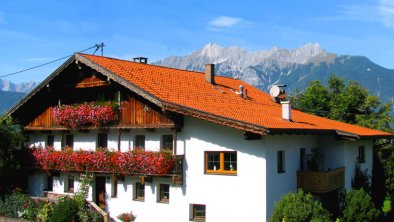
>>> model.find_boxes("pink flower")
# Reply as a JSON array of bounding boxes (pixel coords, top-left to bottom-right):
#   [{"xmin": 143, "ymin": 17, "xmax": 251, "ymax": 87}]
[{"xmin": 52, "ymin": 102, "xmax": 117, "ymax": 128}]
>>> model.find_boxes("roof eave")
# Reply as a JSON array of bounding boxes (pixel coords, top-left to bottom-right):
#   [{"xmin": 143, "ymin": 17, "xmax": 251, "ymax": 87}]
[{"xmin": 268, "ymin": 128, "xmax": 335, "ymax": 135}]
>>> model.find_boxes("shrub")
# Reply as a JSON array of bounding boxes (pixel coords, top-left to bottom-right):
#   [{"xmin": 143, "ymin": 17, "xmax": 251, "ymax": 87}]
[
  {"xmin": 78, "ymin": 209, "xmax": 102, "ymax": 222},
  {"xmin": 36, "ymin": 201, "xmax": 54, "ymax": 222},
  {"xmin": 382, "ymin": 198, "xmax": 391, "ymax": 215},
  {"xmin": 351, "ymin": 164, "xmax": 371, "ymax": 192},
  {"xmin": 48, "ymin": 197, "xmax": 80, "ymax": 222},
  {"xmin": 0, "ymin": 192, "xmax": 34, "ymax": 218},
  {"xmin": 270, "ymin": 189, "xmax": 331, "ymax": 222},
  {"xmin": 340, "ymin": 189, "xmax": 381, "ymax": 222}
]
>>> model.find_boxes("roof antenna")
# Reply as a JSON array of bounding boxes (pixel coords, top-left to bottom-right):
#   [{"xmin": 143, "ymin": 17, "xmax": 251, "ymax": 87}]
[{"xmin": 93, "ymin": 43, "xmax": 105, "ymax": 56}]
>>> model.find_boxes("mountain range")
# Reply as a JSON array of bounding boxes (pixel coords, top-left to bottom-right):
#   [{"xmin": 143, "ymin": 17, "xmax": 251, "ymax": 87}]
[
  {"xmin": 1, "ymin": 43, "xmax": 394, "ymax": 114},
  {"xmin": 0, "ymin": 79, "xmax": 37, "ymax": 93}
]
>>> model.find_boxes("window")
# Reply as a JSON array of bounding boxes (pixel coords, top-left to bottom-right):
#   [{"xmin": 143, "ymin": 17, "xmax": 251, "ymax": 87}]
[
  {"xmin": 277, "ymin": 150, "xmax": 285, "ymax": 173},
  {"xmin": 46, "ymin": 175, "xmax": 53, "ymax": 191},
  {"xmin": 134, "ymin": 182, "xmax": 145, "ymax": 201},
  {"xmin": 205, "ymin": 151, "xmax": 237, "ymax": 175},
  {"xmin": 159, "ymin": 184, "xmax": 169, "ymax": 203},
  {"xmin": 300, "ymin": 148, "xmax": 306, "ymax": 171},
  {"xmin": 162, "ymin": 135, "xmax": 173, "ymax": 152},
  {"xmin": 65, "ymin": 134, "xmax": 73, "ymax": 148},
  {"xmin": 66, "ymin": 175, "xmax": 74, "ymax": 193},
  {"xmin": 358, "ymin": 146, "xmax": 366, "ymax": 163},
  {"xmin": 47, "ymin": 135, "xmax": 54, "ymax": 147},
  {"xmin": 191, "ymin": 204, "xmax": 206, "ymax": 221},
  {"xmin": 97, "ymin": 133, "xmax": 108, "ymax": 149},
  {"xmin": 135, "ymin": 135, "xmax": 145, "ymax": 150}
]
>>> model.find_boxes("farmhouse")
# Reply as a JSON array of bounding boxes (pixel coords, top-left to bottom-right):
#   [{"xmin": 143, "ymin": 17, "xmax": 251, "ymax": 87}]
[{"xmin": 8, "ymin": 53, "xmax": 392, "ymax": 221}]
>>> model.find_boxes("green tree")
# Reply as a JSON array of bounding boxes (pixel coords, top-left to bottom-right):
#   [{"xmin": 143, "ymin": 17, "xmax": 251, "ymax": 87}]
[
  {"xmin": 292, "ymin": 81, "xmax": 330, "ymax": 117},
  {"xmin": 270, "ymin": 189, "xmax": 331, "ymax": 222},
  {"xmin": 0, "ymin": 116, "xmax": 26, "ymax": 195},
  {"xmin": 291, "ymin": 74, "xmax": 392, "ymax": 132},
  {"xmin": 340, "ymin": 189, "xmax": 381, "ymax": 222}
]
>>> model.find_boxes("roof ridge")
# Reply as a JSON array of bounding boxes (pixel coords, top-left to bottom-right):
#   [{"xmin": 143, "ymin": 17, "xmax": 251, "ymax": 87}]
[{"xmin": 77, "ymin": 53, "xmax": 241, "ymax": 81}]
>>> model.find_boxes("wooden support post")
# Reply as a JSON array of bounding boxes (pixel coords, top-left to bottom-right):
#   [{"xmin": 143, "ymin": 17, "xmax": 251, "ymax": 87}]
[
  {"xmin": 172, "ymin": 128, "xmax": 177, "ymax": 155},
  {"xmin": 111, "ymin": 174, "xmax": 117, "ymax": 198},
  {"xmin": 61, "ymin": 131, "xmax": 64, "ymax": 148},
  {"xmin": 117, "ymin": 129, "xmax": 121, "ymax": 151}
]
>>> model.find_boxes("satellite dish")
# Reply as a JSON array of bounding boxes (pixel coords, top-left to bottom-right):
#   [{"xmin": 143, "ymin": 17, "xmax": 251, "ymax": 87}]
[{"xmin": 270, "ymin": 85, "xmax": 280, "ymax": 97}]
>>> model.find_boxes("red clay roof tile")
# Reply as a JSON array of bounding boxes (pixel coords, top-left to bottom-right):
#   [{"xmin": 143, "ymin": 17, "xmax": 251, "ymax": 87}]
[{"xmin": 79, "ymin": 53, "xmax": 392, "ymax": 138}]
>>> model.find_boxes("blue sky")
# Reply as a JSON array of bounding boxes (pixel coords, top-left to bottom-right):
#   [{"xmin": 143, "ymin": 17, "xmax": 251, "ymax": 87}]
[{"xmin": 1, "ymin": 0, "xmax": 394, "ymax": 83}]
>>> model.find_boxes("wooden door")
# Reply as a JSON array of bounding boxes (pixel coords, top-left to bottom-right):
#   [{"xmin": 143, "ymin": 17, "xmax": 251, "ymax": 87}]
[{"xmin": 95, "ymin": 176, "xmax": 106, "ymax": 209}]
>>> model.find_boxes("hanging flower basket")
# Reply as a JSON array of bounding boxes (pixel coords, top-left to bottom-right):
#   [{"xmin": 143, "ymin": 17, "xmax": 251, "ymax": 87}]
[
  {"xmin": 52, "ymin": 102, "xmax": 118, "ymax": 128},
  {"xmin": 31, "ymin": 147, "xmax": 175, "ymax": 175}
]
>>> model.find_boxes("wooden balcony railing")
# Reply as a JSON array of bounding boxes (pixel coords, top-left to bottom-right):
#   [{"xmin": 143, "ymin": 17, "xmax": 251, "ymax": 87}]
[
  {"xmin": 26, "ymin": 97, "xmax": 175, "ymax": 130},
  {"xmin": 170, "ymin": 155, "xmax": 184, "ymax": 175},
  {"xmin": 297, "ymin": 167, "xmax": 345, "ymax": 193},
  {"xmin": 169, "ymin": 155, "xmax": 184, "ymax": 185}
]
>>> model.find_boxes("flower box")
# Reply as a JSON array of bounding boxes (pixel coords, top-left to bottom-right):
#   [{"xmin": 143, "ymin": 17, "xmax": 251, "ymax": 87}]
[
  {"xmin": 31, "ymin": 147, "xmax": 175, "ymax": 176},
  {"xmin": 52, "ymin": 102, "xmax": 118, "ymax": 128}
]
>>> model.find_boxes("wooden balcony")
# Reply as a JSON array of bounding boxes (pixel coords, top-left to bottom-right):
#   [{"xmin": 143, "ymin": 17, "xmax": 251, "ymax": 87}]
[
  {"xmin": 25, "ymin": 96, "xmax": 175, "ymax": 130},
  {"xmin": 297, "ymin": 167, "xmax": 345, "ymax": 193}
]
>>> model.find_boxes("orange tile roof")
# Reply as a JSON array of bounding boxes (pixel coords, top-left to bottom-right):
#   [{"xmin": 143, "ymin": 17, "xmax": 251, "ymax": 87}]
[{"xmin": 79, "ymin": 53, "xmax": 392, "ymax": 138}]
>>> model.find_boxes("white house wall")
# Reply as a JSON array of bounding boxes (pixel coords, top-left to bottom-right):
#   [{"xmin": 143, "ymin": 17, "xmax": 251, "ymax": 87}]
[
  {"xmin": 26, "ymin": 117, "xmax": 375, "ymax": 222},
  {"xmin": 343, "ymin": 140, "xmax": 373, "ymax": 190},
  {"xmin": 177, "ymin": 117, "xmax": 267, "ymax": 222},
  {"xmin": 265, "ymin": 135, "xmax": 319, "ymax": 221},
  {"xmin": 319, "ymin": 136, "xmax": 346, "ymax": 170},
  {"xmin": 28, "ymin": 129, "xmax": 174, "ymax": 152},
  {"xmin": 105, "ymin": 117, "xmax": 267, "ymax": 222}
]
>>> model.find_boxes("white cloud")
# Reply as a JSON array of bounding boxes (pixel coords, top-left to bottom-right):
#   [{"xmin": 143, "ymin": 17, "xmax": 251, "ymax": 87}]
[
  {"xmin": 378, "ymin": 0, "xmax": 394, "ymax": 27},
  {"xmin": 321, "ymin": 0, "xmax": 394, "ymax": 28},
  {"xmin": 209, "ymin": 16, "xmax": 242, "ymax": 28}
]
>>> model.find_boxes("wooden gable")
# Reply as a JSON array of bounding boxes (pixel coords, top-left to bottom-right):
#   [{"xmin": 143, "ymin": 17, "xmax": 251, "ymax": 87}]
[
  {"xmin": 75, "ymin": 75, "xmax": 109, "ymax": 88},
  {"xmin": 120, "ymin": 95, "xmax": 174, "ymax": 128},
  {"xmin": 22, "ymin": 62, "xmax": 175, "ymax": 130},
  {"xmin": 25, "ymin": 92, "xmax": 174, "ymax": 130}
]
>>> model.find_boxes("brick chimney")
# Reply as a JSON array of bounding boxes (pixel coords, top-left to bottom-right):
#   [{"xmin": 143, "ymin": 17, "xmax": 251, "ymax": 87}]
[
  {"xmin": 281, "ymin": 100, "xmax": 292, "ymax": 121},
  {"xmin": 205, "ymin": 64, "xmax": 215, "ymax": 84}
]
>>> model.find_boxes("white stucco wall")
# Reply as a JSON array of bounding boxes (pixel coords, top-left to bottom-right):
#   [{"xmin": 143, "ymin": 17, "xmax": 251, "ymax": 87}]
[
  {"xmin": 106, "ymin": 117, "xmax": 267, "ymax": 222},
  {"xmin": 265, "ymin": 135, "xmax": 319, "ymax": 220},
  {"xmin": 26, "ymin": 117, "xmax": 375, "ymax": 222},
  {"xmin": 343, "ymin": 140, "xmax": 373, "ymax": 190},
  {"xmin": 28, "ymin": 128, "xmax": 174, "ymax": 152}
]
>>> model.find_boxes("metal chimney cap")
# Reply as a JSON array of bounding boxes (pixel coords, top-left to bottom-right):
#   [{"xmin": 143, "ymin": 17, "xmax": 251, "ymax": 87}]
[{"xmin": 133, "ymin": 57, "xmax": 148, "ymax": 64}]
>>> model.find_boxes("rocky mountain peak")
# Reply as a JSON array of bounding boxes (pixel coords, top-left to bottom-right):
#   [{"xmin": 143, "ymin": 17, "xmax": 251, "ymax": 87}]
[
  {"xmin": 198, "ymin": 42, "xmax": 222, "ymax": 58},
  {"xmin": 0, "ymin": 79, "xmax": 37, "ymax": 93}
]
